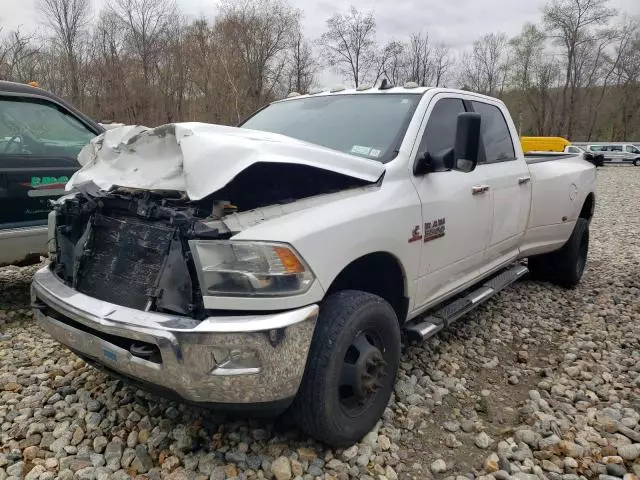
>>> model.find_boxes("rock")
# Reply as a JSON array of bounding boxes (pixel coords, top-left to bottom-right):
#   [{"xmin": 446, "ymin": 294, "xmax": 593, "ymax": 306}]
[
  {"xmin": 24, "ymin": 465, "xmax": 45, "ymax": 480},
  {"xmin": 208, "ymin": 466, "xmax": 225, "ymax": 480},
  {"xmin": 76, "ymin": 466, "xmax": 97, "ymax": 480},
  {"xmin": 131, "ymin": 445, "xmax": 153, "ymax": 473},
  {"xmin": 378, "ymin": 435, "xmax": 391, "ymax": 451},
  {"xmin": 93, "ymin": 436, "xmax": 108, "ymax": 453},
  {"xmin": 539, "ymin": 434, "xmax": 561, "ymax": 449},
  {"xmin": 297, "ymin": 447, "xmax": 317, "ymax": 462},
  {"xmin": 542, "ymin": 460, "xmax": 563, "ymax": 474},
  {"xmin": 606, "ymin": 464, "xmax": 627, "ymax": 478},
  {"xmin": 431, "ymin": 459, "xmax": 448, "ymax": 473},
  {"xmin": 385, "ymin": 466, "xmax": 398, "ymax": 480},
  {"xmin": 564, "ymin": 457, "xmax": 578, "ymax": 470},
  {"xmin": 342, "ymin": 445, "xmax": 358, "ymax": 461},
  {"xmin": 198, "ymin": 453, "xmax": 216, "ymax": 475},
  {"xmin": 121, "ymin": 448, "xmax": 136, "ymax": 468},
  {"xmin": 271, "ymin": 456, "xmax": 292, "ymax": 480},
  {"xmin": 617, "ymin": 444, "xmax": 640, "ymax": 461},
  {"xmin": 485, "ymin": 453, "xmax": 499, "ymax": 473},
  {"xmin": 483, "ymin": 357, "xmax": 499, "ymax": 369},
  {"xmin": 446, "ymin": 433, "xmax": 462, "ymax": 448},
  {"xmin": 105, "ymin": 439, "xmax": 123, "ymax": 470},
  {"xmin": 71, "ymin": 427, "xmax": 85, "ymax": 446},
  {"xmin": 476, "ymin": 432, "xmax": 493, "ymax": 449},
  {"xmin": 22, "ymin": 445, "xmax": 39, "ymax": 460},
  {"xmin": 126, "ymin": 431, "xmax": 138, "ymax": 449},
  {"xmin": 444, "ymin": 421, "xmax": 461, "ymax": 432},
  {"xmin": 515, "ymin": 429, "xmax": 538, "ymax": 447}
]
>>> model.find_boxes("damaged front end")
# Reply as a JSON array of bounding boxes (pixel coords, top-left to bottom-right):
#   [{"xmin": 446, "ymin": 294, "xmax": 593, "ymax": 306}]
[{"xmin": 51, "ymin": 184, "xmax": 232, "ymax": 318}]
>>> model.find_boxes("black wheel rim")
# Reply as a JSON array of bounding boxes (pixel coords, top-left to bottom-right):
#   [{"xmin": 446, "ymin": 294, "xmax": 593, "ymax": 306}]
[{"xmin": 338, "ymin": 329, "xmax": 389, "ymax": 416}]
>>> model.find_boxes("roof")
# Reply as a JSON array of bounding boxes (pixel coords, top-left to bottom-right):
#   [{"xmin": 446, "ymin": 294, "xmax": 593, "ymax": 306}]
[
  {"xmin": 274, "ymin": 85, "xmax": 505, "ymax": 106},
  {"xmin": 0, "ymin": 80, "xmax": 104, "ymax": 134}
]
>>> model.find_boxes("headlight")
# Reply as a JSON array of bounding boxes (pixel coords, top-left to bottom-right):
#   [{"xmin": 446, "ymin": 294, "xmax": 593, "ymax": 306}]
[{"xmin": 189, "ymin": 240, "xmax": 314, "ymax": 297}]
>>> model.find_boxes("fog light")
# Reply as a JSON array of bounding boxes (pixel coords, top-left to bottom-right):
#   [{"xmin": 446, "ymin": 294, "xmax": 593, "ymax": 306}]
[{"xmin": 210, "ymin": 348, "xmax": 261, "ymax": 376}]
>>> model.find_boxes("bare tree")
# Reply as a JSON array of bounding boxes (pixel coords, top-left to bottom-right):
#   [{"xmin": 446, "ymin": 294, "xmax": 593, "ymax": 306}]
[
  {"xmin": 320, "ymin": 7, "xmax": 376, "ymax": 87},
  {"xmin": 0, "ymin": 29, "xmax": 39, "ymax": 82},
  {"xmin": 406, "ymin": 32, "xmax": 431, "ymax": 86},
  {"xmin": 609, "ymin": 20, "xmax": 640, "ymax": 139},
  {"xmin": 37, "ymin": 0, "xmax": 91, "ymax": 105},
  {"xmin": 459, "ymin": 33, "xmax": 509, "ymax": 97},
  {"xmin": 372, "ymin": 40, "xmax": 405, "ymax": 85},
  {"xmin": 286, "ymin": 28, "xmax": 317, "ymax": 93},
  {"xmin": 109, "ymin": 0, "xmax": 177, "ymax": 85},
  {"xmin": 509, "ymin": 23, "xmax": 546, "ymax": 133},
  {"xmin": 543, "ymin": 0, "xmax": 616, "ymax": 138},
  {"xmin": 432, "ymin": 44, "xmax": 452, "ymax": 87},
  {"xmin": 216, "ymin": 0, "xmax": 300, "ymax": 106}
]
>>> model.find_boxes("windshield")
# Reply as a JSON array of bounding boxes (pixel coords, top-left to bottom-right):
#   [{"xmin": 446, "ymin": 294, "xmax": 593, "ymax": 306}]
[
  {"xmin": 240, "ymin": 94, "xmax": 421, "ymax": 162},
  {"xmin": 0, "ymin": 98, "xmax": 96, "ymax": 157}
]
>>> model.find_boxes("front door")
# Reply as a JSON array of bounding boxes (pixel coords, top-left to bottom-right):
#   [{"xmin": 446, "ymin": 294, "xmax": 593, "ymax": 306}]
[
  {"xmin": 0, "ymin": 96, "xmax": 98, "ymax": 230},
  {"xmin": 411, "ymin": 96, "xmax": 493, "ymax": 310}
]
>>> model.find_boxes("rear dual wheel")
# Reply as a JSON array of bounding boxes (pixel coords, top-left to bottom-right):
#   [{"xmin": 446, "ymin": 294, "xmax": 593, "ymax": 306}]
[
  {"xmin": 528, "ymin": 217, "xmax": 589, "ymax": 288},
  {"xmin": 291, "ymin": 291, "xmax": 400, "ymax": 447}
]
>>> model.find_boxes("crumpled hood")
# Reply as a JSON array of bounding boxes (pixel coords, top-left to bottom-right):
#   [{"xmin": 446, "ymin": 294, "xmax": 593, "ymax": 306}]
[{"xmin": 67, "ymin": 122, "xmax": 385, "ymax": 200}]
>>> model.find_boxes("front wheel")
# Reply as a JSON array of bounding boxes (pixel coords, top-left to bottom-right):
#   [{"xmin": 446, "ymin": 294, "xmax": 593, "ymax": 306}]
[
  {"xmin": 291, "ymin": 290, "xmax": 401, "ymax": 447},
  {"xmin": 633, "ymin": 158, "xmax": 640, "ymax": 166}
]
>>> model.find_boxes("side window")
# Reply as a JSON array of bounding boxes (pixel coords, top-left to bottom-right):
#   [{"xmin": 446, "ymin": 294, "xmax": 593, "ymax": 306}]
[
  {"xmin": 0, "ymin": 98, "xmax": 96, "ymax": 158},
  {"xmin": 417, "ymin": 98, "xmax": 466, "ymax": 158},
  {"xmin": 625, "ymin": 145, "xmax": 639, "ymax": 153},
  {"xmin": 471, "ymin": 101, "xmax": 516, "ymax": 163},
  {"xmin": 611, "ymin": 145, "xmax": 622, "ymax": 152}
]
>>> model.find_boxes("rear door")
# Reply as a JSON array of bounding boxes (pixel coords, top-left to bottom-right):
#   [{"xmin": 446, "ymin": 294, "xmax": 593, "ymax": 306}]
[
  {"xmin": 469, "ymin": 100, "xmax": 531, "ymax": 266},
  {"xmin": 0, "ymin": 96, "xmax": 99, "ymax": 230}
]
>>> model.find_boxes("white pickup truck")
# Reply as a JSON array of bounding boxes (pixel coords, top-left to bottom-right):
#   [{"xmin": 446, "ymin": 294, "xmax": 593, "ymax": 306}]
[{"xmin": 31, "ymin": 86, "xmax": 596, "ymax": 447}]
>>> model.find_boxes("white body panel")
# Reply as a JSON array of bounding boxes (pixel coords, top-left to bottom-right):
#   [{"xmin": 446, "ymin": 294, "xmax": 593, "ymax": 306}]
[{"xmin": 68, "ymin": 123, "xmax": 384, "ymax": 200}]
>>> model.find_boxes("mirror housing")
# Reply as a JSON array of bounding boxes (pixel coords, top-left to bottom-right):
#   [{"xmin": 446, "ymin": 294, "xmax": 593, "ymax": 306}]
[
  {"xmin": 453, "ymin": 112, "xmax": 481, "ymax": 172},
  {"xmin": 413, "ymin": 111, "xmax": 482, "ymax": 175}
]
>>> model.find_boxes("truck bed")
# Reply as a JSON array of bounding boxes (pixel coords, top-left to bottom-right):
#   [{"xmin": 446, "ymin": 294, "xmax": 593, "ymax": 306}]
[{"xmin": 524, "ymin": 152, "xmax": 577, "ymax": 164}]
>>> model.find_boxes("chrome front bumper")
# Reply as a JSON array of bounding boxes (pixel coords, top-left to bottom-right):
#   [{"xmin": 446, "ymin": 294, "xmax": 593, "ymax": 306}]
[{"xmin": 31, "ymin": 266, "xmax": 318, "ymax": 407}]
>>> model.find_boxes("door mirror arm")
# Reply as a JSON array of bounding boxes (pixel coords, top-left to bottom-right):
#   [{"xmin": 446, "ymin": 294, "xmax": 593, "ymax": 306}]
[{"xmin": 414, "ymin": 149, "xmax": 454, "ymax": 175}]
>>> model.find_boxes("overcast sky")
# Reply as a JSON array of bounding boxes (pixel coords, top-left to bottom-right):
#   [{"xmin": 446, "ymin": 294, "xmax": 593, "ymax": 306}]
[{"xmin": 2, "ymin": 0, "xmax": 640, "ymax": 85}]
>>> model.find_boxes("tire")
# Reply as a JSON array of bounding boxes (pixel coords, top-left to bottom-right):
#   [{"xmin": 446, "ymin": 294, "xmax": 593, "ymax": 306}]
[
  {"xmin": 527, "ymin": 217, "xmax": 589, "ymax": 288},
  {"xmin": 633, "ymin": 158, "xmax": 640, "ymax": 166},
  {"xmin": 291, "ymin": 290, "xmax": 401, "ymax": 447}
]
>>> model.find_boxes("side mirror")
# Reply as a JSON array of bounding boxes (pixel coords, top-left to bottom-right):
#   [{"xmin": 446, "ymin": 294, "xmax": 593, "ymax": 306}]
[
  {"xmin": 453, "ymin": 112, "xmax": 481, "ymax": 172},
  {"xmin": 413, "ymin": 112, "xmax": 482, "ymax": 175}
]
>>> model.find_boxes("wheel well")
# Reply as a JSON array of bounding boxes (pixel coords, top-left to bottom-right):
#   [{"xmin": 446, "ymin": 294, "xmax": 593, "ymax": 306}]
[
  {"xmin": 326, "ymin": 252, "xmax": 408, "ymax": 323},
  {"xmin": 579, "ymin": 193, "xmax": 595, "ymax": 221}
]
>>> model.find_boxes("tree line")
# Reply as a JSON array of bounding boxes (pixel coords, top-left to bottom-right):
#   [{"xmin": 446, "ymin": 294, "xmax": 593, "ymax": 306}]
[{"xmin": 1, "ymin": 0, "xmax": 639, "ymax": 141}]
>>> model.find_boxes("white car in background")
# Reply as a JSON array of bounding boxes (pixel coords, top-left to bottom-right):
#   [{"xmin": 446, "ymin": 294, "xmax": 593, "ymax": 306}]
[{"xmin": 586, "ymin": 143, "xmax": 640, "ymax": 166}]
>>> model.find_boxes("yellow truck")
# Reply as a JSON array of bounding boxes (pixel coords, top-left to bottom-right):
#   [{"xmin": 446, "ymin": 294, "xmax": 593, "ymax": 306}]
[{"xmin": 520, "ymin": 136, "xmax": 570, "ymax": 153}]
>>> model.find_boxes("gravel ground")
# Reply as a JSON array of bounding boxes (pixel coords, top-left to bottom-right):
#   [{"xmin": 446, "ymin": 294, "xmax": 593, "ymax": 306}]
[{"xmin": 1, "ymin": 166, "xmax": 638, "ymax": 480}]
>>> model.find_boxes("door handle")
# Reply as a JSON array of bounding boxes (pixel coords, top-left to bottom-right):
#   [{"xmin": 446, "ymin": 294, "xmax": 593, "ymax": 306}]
[
  {"xmin": 518, "ymin": 176, "xmax": 531, "ymax": 185},
  {"xmin": 471, "ymin": 185, "xmax": 490, "ymax": 195}
]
